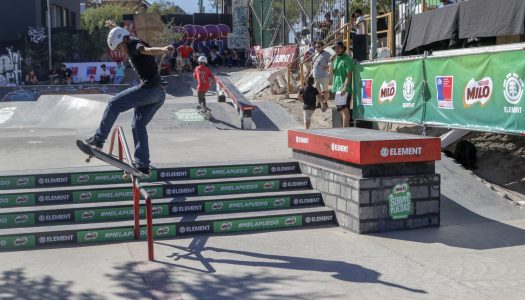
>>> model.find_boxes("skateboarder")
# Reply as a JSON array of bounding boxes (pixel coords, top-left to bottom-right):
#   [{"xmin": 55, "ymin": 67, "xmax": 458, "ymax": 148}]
[
  {"xmin": 193, "ymin": 56, "xmax": 215, "ymax": 120},
  {"xmin": 84, "ymin": 21, "xmax": 174, "ymax": 175}
]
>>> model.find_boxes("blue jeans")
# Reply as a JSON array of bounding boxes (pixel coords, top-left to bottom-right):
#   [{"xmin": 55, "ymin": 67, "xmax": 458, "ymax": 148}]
[{"xmin": 94, "ymin": 84, "xmax": 165, "ymax": 168}]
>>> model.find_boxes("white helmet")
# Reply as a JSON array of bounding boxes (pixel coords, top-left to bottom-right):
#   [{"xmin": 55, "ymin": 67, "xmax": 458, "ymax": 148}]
[
  {"xmin": 198, "ymin": 56, "xmax": 208, "ymax": 64},
  {"xmin": 107, "ymin": 27, "xmax": 130, "ymax": 50}
]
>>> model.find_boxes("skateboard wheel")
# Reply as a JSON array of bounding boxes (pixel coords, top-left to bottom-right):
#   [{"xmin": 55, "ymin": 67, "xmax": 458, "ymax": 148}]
[
  {"xmin": 123, "ymin": 173, "xmax": 130, "ymax": 180},
  {"xmin": 85, "ymin": 157, "xmax": 91, "ymax": 163}
]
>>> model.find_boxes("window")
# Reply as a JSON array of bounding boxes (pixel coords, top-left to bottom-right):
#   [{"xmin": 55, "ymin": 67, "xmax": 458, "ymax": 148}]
[
  {"xmin": 71, "ymin": 11, "xmax": 77, "ymax": 29},
  {"xmin": 64, "ymin": 8, "xmax": 69, "ymax": 27}
]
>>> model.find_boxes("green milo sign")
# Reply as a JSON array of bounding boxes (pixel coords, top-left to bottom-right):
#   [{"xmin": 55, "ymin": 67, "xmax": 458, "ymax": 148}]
[
  {"xmin": 190, "ymin": 165, "xmax": 268, "ymax": 179},
  {"xmin": 198, "ymin": 180, "xmax": 279, "ymax": 196},
  {"xmin": 205, "ymin": 197, "xmax": 291, "ymax": 213},
  {"xmin": 0, "ymin": 235, "xmax": 36, "ymax": 250},
  {"xmin": 77, "ymin": 225, "xmax": 176, "ymax": 243},
  {"xmin": 71, "ymin": 170, "xmax": 158, "ymax": 185},
  {"xmin": 75, "ymin": 204, "xmax": 169, "ymax": 222},
  {"xmin": 0, "ymin": 213, "xmax": 35, "ymax": 228},
  {"xmin": 73, "ymin": 187, "xmax": 163, "ymax": 202},
  {"xmin": 0, "ymin": 193, "xmax": 35, "ymax": 208},
  {"xmin": 388, "ymin": 183, "xmax": 412, "ymax": 219},
  {"xmin": 213, "ymin": 215, "xmax": 302, "ymax": 233},
  {"xmin": 0, "ymin": 176, "xmax": 35, "ymax": 190}
]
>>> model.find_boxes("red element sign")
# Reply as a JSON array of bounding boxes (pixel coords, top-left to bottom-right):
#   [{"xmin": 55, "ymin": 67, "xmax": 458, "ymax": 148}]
[
  {"xmin": 288, "ymin": 129, "xmax": 441, "ymax": 165},
  {"xmin": 267, "ymin": 46, "xmax": 298, "ymax": 69}
]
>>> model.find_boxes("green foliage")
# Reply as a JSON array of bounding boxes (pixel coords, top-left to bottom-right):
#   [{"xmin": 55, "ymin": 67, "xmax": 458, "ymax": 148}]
[
  {"xmin": 80, "ymin": 3, "xmax": 137, "ymax": 33},
  {"xmin": 148, "ymin": 0, "xmax": 186, "ymax": 15},
  {"xmin": 149, "ymin": 19, "xmax": 184, "ymax": 47}
]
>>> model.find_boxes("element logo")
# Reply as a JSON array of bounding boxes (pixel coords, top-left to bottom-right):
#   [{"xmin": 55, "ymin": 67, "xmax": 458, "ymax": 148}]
[
  {"xmin": 463, "ymin": 77, "xmax": 493, "ymax": 107},
  {"xmin": 403, "ymin": 77, "xmax": 415, "ymax": 102},
  {"xmin": 379, "ymin": 80, "xmax": 396, "ymax": 103},
  {"xmin": 305, "ymin": 217, "xmax": 311, "ymax": 223},
  {"xmin": 361, "ymin": 79, "xmax": 373, "ymax": 105},
  {"xmin": 503, "ymin": 73, "xmax": 524, "ymax": 105},
  {"xmin": 380, "ymin": 147, "xmax": 389, "ymax": 158}
]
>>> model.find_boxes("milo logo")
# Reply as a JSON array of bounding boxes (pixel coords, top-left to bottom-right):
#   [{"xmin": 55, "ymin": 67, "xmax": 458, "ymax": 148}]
[
  {"xmin": 211, "ymin": 202, "xmax": 224, "ymax": 210},
  {"xmin": 147, "ymin": 189, "xmax": 157, "ymax": 196},
  {"xmin": 203, "ymin": 185, "xmax": 216, "ymax": 193},
  {"xmin": 195, "ymin": 169, "xmax": 207, "ymax": 177},
  {"xmin": 220, "ymin": 222, "xmax": 233, "ymax": 231},
  {"xmin": 14, "ymin": 237, "xmax": 28, "ymax": 246},
  {"xmin": 253, "ymin": 166, "xmax": 264, "ymax": 174},
  {"xmin": 81, "ymin": 211, "xmax": 95, "ymax": 219},
  {"xmin": 273, "ymin": 198, "xmax": 285, "ymax": 207},
  {"xmin": 156, "ymin": 226, "xmax": 170, "ymax": 236},
  {"xmin": 394, "ymin": 184, "xmax": 408, "ymax": 193},
  {"xmin": 77, "ymin": 175, "xmax": 90, "ymax": 183},
  {"xmin": 14, "ymin": 215, "xmax": 28, "ymax": 224},
  {"xmin": 80, "ymin": 192, "xmax": 92, "ymax": 200},
  {"xmin": 84, "ymin": 232, "xmax": 98, "ymax": 241},
  {"xmin": 16, "ymin": 195, "xmax": 29, "ymax": 204},
  {"xmin": 16, "ymin": 178, "xmax": 29, "ymax": 186},
  {"xmin": 285, "ymin": 217, "xmax": 296, "ymax": 225},
  {"xmin": 263, "ymin": 182, "xmax": 274, "ymax": 190},
  {"xmin": 152, "ymin": 206, "xmax": 163, "ymax": 214}
]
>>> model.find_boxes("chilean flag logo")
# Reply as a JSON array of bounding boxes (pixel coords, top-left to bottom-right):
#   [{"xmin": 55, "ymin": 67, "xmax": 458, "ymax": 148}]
[
  {"xmin": 436, "ymin": 76, "xmax": 454, "ymax": 109},
  {"xmin": 361, "ymin": 79, "xmax": 373, "ymax": 106}
]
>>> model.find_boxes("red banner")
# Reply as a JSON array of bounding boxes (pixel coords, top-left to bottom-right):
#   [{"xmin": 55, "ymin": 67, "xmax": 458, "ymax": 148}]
[{"xmin": 267, "ymin": 46, "xmax": 298, "ymax": 69}]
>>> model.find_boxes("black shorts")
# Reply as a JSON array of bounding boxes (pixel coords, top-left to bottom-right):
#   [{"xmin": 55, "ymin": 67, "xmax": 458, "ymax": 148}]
[
  {"xmin": 336, "ymin": 93, "xmax": 351, "ymax": 111},
  {"xmin": 197, "ymin": 91, "xmax": 206, "ymax": 104}
]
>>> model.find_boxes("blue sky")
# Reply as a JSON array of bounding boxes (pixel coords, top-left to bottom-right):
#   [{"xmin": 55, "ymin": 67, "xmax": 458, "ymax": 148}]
[{"xmin": 149, "ymin": 0, "xmax": 215, "ymax": 14}]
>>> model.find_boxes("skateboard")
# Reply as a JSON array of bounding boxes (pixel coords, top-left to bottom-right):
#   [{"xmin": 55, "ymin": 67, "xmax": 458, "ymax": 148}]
[
  {"xmin": 197, "ymin": 105, "xmax": 212, "ymax": 121},
  {"xmin": 76, "ymin": 140, "xmax": 149, "ymax": 179}
]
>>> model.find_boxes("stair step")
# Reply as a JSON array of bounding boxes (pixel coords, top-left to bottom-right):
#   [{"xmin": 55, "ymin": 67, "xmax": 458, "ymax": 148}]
[
  {"xmin": 0, "ymin": 207, "xmax": 337, "ymax": 251},
  {"xmin": 0, "ymin": 176, "xmax": 312, "ymax": 209},
  {"xmin": 0, "ymin": 192, "xmax": 324, "ymax": 229},
  {"xmin": 0, "ymin": 161, "xmax": 301, "ymax": 190}
]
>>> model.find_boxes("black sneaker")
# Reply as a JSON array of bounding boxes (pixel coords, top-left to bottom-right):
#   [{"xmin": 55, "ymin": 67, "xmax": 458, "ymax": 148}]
[
  {"xmin": 132, "ymin": 162, "xmax": 151, "ymax": 177},
  {"xmin": 85, "ymin": 136, "xmax": 104, "ymax": 149}
]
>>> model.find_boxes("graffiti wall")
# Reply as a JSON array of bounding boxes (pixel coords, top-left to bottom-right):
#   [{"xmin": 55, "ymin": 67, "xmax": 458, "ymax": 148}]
[
  {"xmin": 228, "ymin": 0, "xmax": 250, "ymax": 49},
  {"xmin": 0, "ymin": 47, "xmax": 22, "ymax": 86}
]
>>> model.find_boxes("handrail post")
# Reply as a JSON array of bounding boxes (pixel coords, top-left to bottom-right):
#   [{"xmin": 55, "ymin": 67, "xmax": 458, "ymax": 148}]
[
  {"xmin": 146, "ymin": 196, "xmax": 154, "ymax": 261},
  {"xmin": 287, "ymin": 64, "xmax": 292, "ymax": 95},
  {"xmin": 117, "ymin": 131, "xmax": 123, "ymax": 161},
  {"xmin": 132, "ymin": 178, "xmax": 140, "ymax": 240}
]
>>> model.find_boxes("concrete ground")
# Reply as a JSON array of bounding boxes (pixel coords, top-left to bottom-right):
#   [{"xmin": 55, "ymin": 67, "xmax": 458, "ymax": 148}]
[{"xmin": 1, "ymin": 78, "xmax": 525, "ymax": 299}]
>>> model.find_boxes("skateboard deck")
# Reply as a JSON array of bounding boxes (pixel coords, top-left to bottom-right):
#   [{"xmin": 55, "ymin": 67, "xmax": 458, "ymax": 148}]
[
  {"xmin": 197, "ymin": 105, "xmax": 212, "ymax": 120},
  {"xmin": 76, "ymin": 140, "xmax": 149, "ymax": 179}
]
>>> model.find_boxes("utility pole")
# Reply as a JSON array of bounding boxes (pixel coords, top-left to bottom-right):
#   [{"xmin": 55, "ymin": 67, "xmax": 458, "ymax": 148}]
[
  {"xmin": 282, "ymin": 0, "xmax": 286, "ymax": 45},
  {"xmin": 199, "ymin": 0, "xmax": 204, "ymax": 13},
  {"xmin": 260, "ymin": 0, "xmax": 264, "ymax": 47},
  {"xmin": 47, "ymin": 0, "xmax": 52, "ymax": 70},
  {"xmin": 310, "ymin": 0, "xmax": 314, "ymax": 44},
  {"xmin": 391, "ymin": 0, "xmax": 396, "ymax": 56},
  {"xmin": 370, "ymin": 0, "xmax": 377, "ymax": 59}
]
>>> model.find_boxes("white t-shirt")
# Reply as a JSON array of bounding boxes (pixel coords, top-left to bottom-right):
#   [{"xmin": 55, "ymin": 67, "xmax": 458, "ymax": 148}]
[{"xmin": 355, "ymin": 16, "xmax": 365, "ymax": 35}]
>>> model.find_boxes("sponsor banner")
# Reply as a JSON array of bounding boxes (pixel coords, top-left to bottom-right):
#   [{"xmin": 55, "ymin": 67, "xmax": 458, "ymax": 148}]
[
  {"xmin": 354, "ymin": 58, "xmax": 425, "ymax": 124},
  {"xmin": 77, "ymin": 224, "xmax": 176, "ymax": 243},
  {"xmin": 71, "ymin": 171, "xmax": 127, "ymax": 185},
  {"xmin": 214, "ymin": 215, "xmax": 302, "ymax": 233},
  {"xmin": 36, "ymin": 191, "xmax": 73, "ymax": 205},
  {"xmin": 0, "ymin": 175, "xmax": 35, "ymax": 190},
  {"xmin": 36, "ymin": 231, "xmax": 76, "ymax": 246},
  {"xmin": 35, "ymin": 174, "xmax": 69, "ymax": 187},
  {"xmin": 204, "ymin": 196, "xmax": 291, "ymax": 213},
  {"xmin": 0, "ymin": 235, "xmax": 35, "ymax": 250},
  {"xmin": 267, "ymin": 46, "xmax": 298, "ymax": 69},
  {"xmin": 424, "ymin": 50, "xmax": 525, "ymax": 134},
  {"xmin": 198, "ymin": 180, "xmax": 280, "ymax": 196},
  {"xmin": 0, "ymin": 212, "xmax": 35, "ymax": 228},
  {"xmin": 290, "ymin": 194, "xmax": 323, "ymax": 206},
  {"xmin": 302, "ymin": 211, "xmax": 336, "ymax": 227},
  {"xmin": 35, "ymin": 210, "xmax": 74, "ymax": 224},
  {"xmin": 0, "ymin": 193, "xmax": 35, "ymax": 208},
  {"xmin": 177, "ymin": 221, "xmax": 213, "ymax": 235},
  {"xmin": 64, "ymin": 62, "xmax": 117, "ymax": 83},
  {"xmin": 170, "ymin": 202, "xmax": 205, "ymax": 214},
  {"xmin": 280, "ymin": 178, "xmax": 310, "ymax": 190},
  {"xmin": 288, "ymin": 130, "xmax": 441, "ymax": 165},
  {"xmin": 164, "ymin": 184, "xmax": 198, "ymax": 197},
  {"xmin": 388, "ymin": 183, "xmax": 413, "ymax": 219},
  {"xmin": 189, "ymin": 165, "xmax": 269, "ymax": 179},
  {"xmin": 158, "ymin": 168, "xmax": 191, "ymax": 180},
  {"xmin": 73, "ymin": 187, "xmax": 162, "ymax": 203},
  {"xmin": 75, "ymin": 204, "xmax": 169, "ymax": 222},
  {"xmin": 268, "ymin": 162, "xmax": 300, "ymax": 175}
]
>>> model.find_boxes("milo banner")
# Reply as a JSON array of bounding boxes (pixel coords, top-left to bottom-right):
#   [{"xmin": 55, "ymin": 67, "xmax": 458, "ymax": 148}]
[
  {"xmin": 354, "ymin": 58, "xmax": 425, "ymax": 124},
  {"xmin": 424, "ymin": 50, "xmax": 525, "ymax": 134}
]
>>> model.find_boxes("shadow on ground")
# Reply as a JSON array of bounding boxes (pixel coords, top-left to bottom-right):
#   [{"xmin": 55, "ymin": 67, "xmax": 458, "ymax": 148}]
[{"xmin": 0, "ymin": 268, "xmax": 103, "ymax": 300}]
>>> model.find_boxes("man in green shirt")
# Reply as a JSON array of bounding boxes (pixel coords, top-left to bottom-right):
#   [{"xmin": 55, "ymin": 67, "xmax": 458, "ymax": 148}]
[{"xmin": 331, "ymin": 41, "xmax": 353, "ymax": 127}]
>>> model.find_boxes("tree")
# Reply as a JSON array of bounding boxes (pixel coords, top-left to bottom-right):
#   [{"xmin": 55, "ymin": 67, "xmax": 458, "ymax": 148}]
[
  {"xmin": 147, "ymin": 0, "xmax": 186, "ymax": 15},
  {"xmin": 81, "ymin": 3, "xmax": 138, "ymax": 33}
]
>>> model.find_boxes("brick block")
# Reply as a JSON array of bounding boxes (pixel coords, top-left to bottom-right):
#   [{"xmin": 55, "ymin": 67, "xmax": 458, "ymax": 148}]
[
  {"xmin": 415, "ymin": 200, "xmax": 439, "ymax": 215},
  {"xmin": 430, "ymin": 215, "xmax": 440, "ymax": 226},
  {"xmin": 324, "ymin": 171, "xmax": 334, "ymax": 181},
  {"xmin": 354, "ymin": 190, "xmax": 370, "ymax": 204},
  {"xmin": 371, "ymin": 189, "xmax": 388, "ymax": 204},
  {"xmin": 430, "ymin": 185, "xmax": 440, "ymax": 198},
  {"xmin": 381, "ymin": 177, "xmax": 405, "ymax": 188},
  {"xmin": 359, "ymin": 221, "xmax": 381, "ymax": 233},
  {"xmin": 359, "ymin": 205, "xmax": 388, "ymax": 220},
  {"xmin": 311, "ymin": 167, "xmax": 319, "ymax": 176},
  {"xmin": 333, "ymin": 173, "xmax": 347, "ymax": 184},
  {"xmin": 346, "ymin": 201, "xmax": 359, "ymax": 217},
  {"xmin": 328, "ymin": 182, "xmax": 341, "ymax": 195},
  {"xmin": 346, "ymin": 177, "xmax": 360, "ymax": 189},
  {"xmin": 324, "ymin": 194, "xmax": 337, "ymax": 209},
  {"xmin": 359, "ymin": 178, "xmax": 381, "ymax": 189},
  {"xmin": 411, "ymin": 186, "xmax": 430, "ymax": 199},
  {"xmin": 351, "ymin": 218, "xmax": 361, "ymax": 232},
  {"xmin": 340, "ymin": 186, "xmax": 352, "ymax": 199},
  {"xmin": 337, "ymin": 198, "xmax": 347, "ymax": 211},
  {"xmin": 407, "ymin": 217, "xmax": 430, "ymax": 229},
  {"xmin": 316, "ymin": 178, "xmax": 327, "ymax": 192},
  {"xmin": 381, "ymin": 219, "xmax": 407, "ymax": 231}
]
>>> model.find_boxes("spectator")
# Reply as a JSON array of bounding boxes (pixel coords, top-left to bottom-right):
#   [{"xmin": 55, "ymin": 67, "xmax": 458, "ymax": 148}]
[
  {"xmin": 232, "ymin": 49, "xmax": 241, "ymax": 67},
  {"xmin": 312, "ymin": 41, "xmax": 330, "ymax": 111},
  {"xmin": 319, "ymin": 12, "xmax": 333, "ymax": 40},
  {"xmin": 193, "ymin": 46, "xmax": 207, "ymax": 68},
  {"xmin": 49, "ymin": 65, "xmax": 60, "ymax": 84},
  {"xmin": 25, "ymin": 70, "xmax": 38, "ymax": 85},
  {"xmin": 298, "ymin": 76, "xmax": 320, "ymax": 129},
  {"xmin": 353, "ymin": 9, "xmax": 366, "ymax": 35},
  {"xmin": 6, "ymin": 78, "xmax": 17, "ymax": 87},
  {"xmin": 170, "ymin": 49, "xmax": 178, "ymax": 72},
  {"xmin": 160, "ymin": 59, "xmax": 170, "ymax": 76},
  {"xmin": 439, "ymin": 0, "xmax": 455, "ymax": 7},
  {"xmin": 59, "ymin": 64, "xmax": 73, "ymax": 85},
  {"xmin": 209, "ymin": 46, "xmax": 221, "ymax": 67},
  {"xmin": 331, "ymin": 41, "xmax": 353, "ymax": 128},
  {"xmin": 221, "ymin": 49, "xmax": 232, "ymax": 67},
  {"xmin": 177, "ymin": 43, "xmax": 193, "ymax": 72},
  {"xmin": 114, "ymin": 61, "xmax": 125, "ymax": 84},
  {"xmin": 99, "ymin": 64, "xmax": 111, "ymax": 84},
  {"xmin": 303, "ymin": 44, "xmax": 315, "ymax": 77}
]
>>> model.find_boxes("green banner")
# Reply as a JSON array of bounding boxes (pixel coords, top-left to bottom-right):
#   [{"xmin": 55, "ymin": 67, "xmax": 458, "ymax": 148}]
[
  {"xmin": 198, "ymin": 180, "xmax": 279, "ymax": 196},
  {"xmin": 71, "ymin": 170, "xmax": 158, "ymax": 185},
  {"xmin": 205, "ymin": 197, "xmax": 291, "ymax": 213},
  {"xmin": 0, "ymin": 176, "xmax": 35, "ymax": 190},
  {"xmin": 190, "ymin": 165, "xmax": 268, "ymax": 179},
  {"xmin": 75, "ymin": 204, "xmax": 169, "ymax": 222},
  {"xmin": 0, "ymin": 193, "xmax": 35, "ymax": 208},
  {"xmin": 388, "ymin": 183, "xmax": 413, "ymax": 219},
  {"xmin": 354, "ymin": 58, "xmax": 425, "ymax": 124},
  {"xmin": 424, "ymin": 50, "xmax": 525, "ymax": 134},
  {"xmin": 0, "ymin": 235, "xmax": 36, "ymax": 250},
  {"xmin": 0, "ymin": 213, "xmax": 35, "ymax": 228},
  {"xmin": 73, "ymin": 187, "xmax": 163, "ymax": 203},
  {"xmin": 77, "ymin": 224, "xmax": 176, "ymax": 243},
  {"xmin": 213, "ymin": 215, "xmax": 302, "ymax": 233}
]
